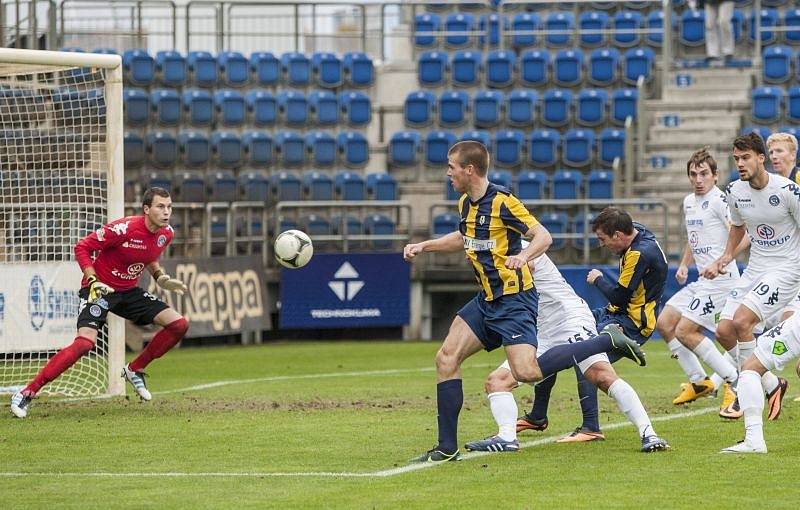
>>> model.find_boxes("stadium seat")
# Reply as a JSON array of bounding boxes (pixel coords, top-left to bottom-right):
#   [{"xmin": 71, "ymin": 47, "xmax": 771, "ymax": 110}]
[
  {"xmin": 763, "ymin": 46, "xmax": 792, "ymax": 83},
  {"xmin": 146, "ymin": 131, "xmax": 177, "ymax": 168},
  {"xmin": 613, "ymin": 11, "xmax": 643, "ymax": 47},
  {"xmin": 511, "ymin": 12, "xmax": 541, "ymax": 49},
  {"xmin": 588, "ymin": 48, "xmax": 620, "ymax": 86},
  {"xmin": 473, "ymin": 90, "xmax": 503, "ymax": 128},
  {"xmin": 312, "ymin": 52, "xmax": 342, "ymax": 88},
  {"xmin": 587, "ymin": 169, "xmax": 614, "ymax": 199},
  {"xmin": 124, "ymin": 88, "xmax": 149, "ymax": 126},
  {"xmin": 150, "ymin": 89, "xmax": 180, "ymax": 126},
  {"xmin": 425, "ymin": 130, "xmax": 457, "ymax": 165},
  {"xmin": 785, "ymin": 9, "xmax": 800, "ymax": 44},
  {"xmin": 787, "ymin": 87, "xmax": 800, "ymax": 123},
  {"xmin": 303, "ymin": 214, "xmax": 332, "ymax": 239},
  {"xmin": 338, "ymin": 131, "xmax": 369, "ymax": 167},
  {"xmin": 246, "ymin": 89, "xmax": 277, "ymax": 126},
  {"xmin": 250, "ymin": 51, "xmax": 280, "ymax": 86},
  {"xmin": 335, "ymin": 170, "xmax": 366, "ymax": 200},
  {"xmin": 156, "ymin": 50, "xmax": 187, "ymax": 87},
  {"xmin": 732, "ymin": 9, "xmax": 745, "ymax": 43},
  {"xmin": 553, "ymin": 48, "xmax": 584, "ymax": 87},
  {"xmin": 404, "ymin": 90, "xmax": 436, "ymax": 127},
  {"xmin": 645, "ymin": 10, "xmax": 675, "ymax": 47},
  {"xmin": 552, "ymin": 169, "xmax": 583, "ymax": 200},
  {"xmin": 507, "ymin": 89, "xmax": 537, "ymax": 127},
  {"xmin": 542, "ymin": 88, "xmax": 572, "ymax": 127},
  {"xmin": 488, "ymin": 169, "xmax": 513, "ymax": 189},
  {"xmin": 749, "ymin": 8, "xmax": 778, "ymax": 44},
  {"xmin": 277, "ymin": 90, "xmax": 308, "ymax": 125},
  {"xmin": 340, "ymin": 91, "xmax": 371, "ymax": 126},
  {"xmin": 218, "ymin": 51, "xmax": 249, "ymax": 87},
  {"xmin": 173, "ymin": 171, "xmax": 206, "ymax": 202},
  {"xmin": 599, "ymin": 128, "xmax": 626, "ymax": 166},
  {"xmin": 485, "ymin": 50, "xmax": 515, "ymax": 88},
  {"xmin": 211, "ymin": 131, "xmax": 242, "ymax": 168},
  {"xmin": 214, "ymin": 89, "xmax": 246, "ymax": 127},
  {"xmin": 579, "ymin": 11, "xmax": 609, "ymax": 47},
  {"xmin": 529, "ymin": 128, "xmax": 560, "ymax": 167},
  {"xmin": 305, "ymin": 130, "xmax": 337, "ymax": 167},
  {"xmin": 563, "ymin": 129, "xmax": 595, "ymax": 168},
  {"xmin": 778, "ymin": 124, "xmax": 800, "ymax": 141},
  {"xmin": 752, "ymin": 86, "xmax": 783, "ymax": 123},
  {"xmin": 576, "ymin": 88, "xmax": 608, "ymax": 127},
  {"xmin": 539, "ymin": 212, "xmax": 569, "ymax": 250},
  {"xmin": 281, "ymin": 52, "xmax": 311, "ymax": 86},
  {"xmin": 270, "ymin": 171, "xmax": 302, "ymax": 201},
  {"xmin": 364, "ymin": 213, "xmax": 395, "ymax": 249},
  {"xmin": 680, "ymin": 10, "xmax": 705, "ymax": 46},
  {"xmin": 611, "ymin": 88, "xmax": 638, "ymax": 124},
  {"xmin": 275, "ymin": 130, "xmax": 306, "ymax": 166},
  {"xmin": 182, "ymin": 89, "xmax": 213, "ymax": 126},
  {"xmin": 433, "ymin": 213, "xmax": 460, "ymax": 237},
  {"xmin": 623, "ymin": 47, "xmax": 654, "ymax": 85},
  {"xmin": 239, "ymin": 170, "xmax": 270, "ymax": 201},
  {"xmin": 124, "ymin": 132, "xmax": 144, "ymax": 168},
  {"xmin": 242, "ymin": 130, "xmax": 273, "ymax": 167},
  {"xmin": 418, "ymin": 51, "xmax": 448, "ymax": 87},
  {"xmin": 545, "ymin": 11, "xmax": 574, "ymax": 47},
  {"xmin": 187, "ymin": 51, "xmax": 217, "ymax": 87},
  {"xmin": 451, "ymin": 50, "xmax": 481, "ymax": 87},
  {"xmin": 494, "ymin": 130, "xmax": 525, "ymax": 167},
  {"xmin": 303, "ymin": 170, "xmax": 334, "ymax": 200},
  {"xmin": 516, "ymin": 170, "xmax": 548, "ymax": 199},
  {"xmin": 479, "ymin": 13, "xmax": 508, "ymax": 47},
  {"xmin": 207, "ymin": 170, "xmax": 238, "ymax": 202},
  {"xmin": 122, "ymin": 49, "xmax": 155, "ymax": 86},
  {"xmin": 414, "ymin": 13, "xmax": 440, "ymax": 47},
  {"xmin": 460, "ymin": 129, "xmax": 491, "ymax": 150},
  {"xmin": 445, "ymin": 13, "xmax": 475, "ymax": 48},
  {"xmin": 343, "ymin": 52, "xmax": 374, "ymax": 87},
  {"xmin": 520, "ymin": 49, "xmax": 550, "ymax": 87},
  {"xmin": 741, "ymin": 125, "xmax": 771, "ymax": 141},
  {"xmin": 144, "ymin": 171, "xmax": 172, "ymax": 192},
  {"xmin": 439, "ymin": 90, "xmax": 469, "ymax": 126},
  {"xmin": 308, "ymin": 90, "xmax": 339, "ymax": 126},
  {"xmin": 178, "ymin": 130, "xmax": 210, "ymax": 167},
  {"xmin": 573, "ymin": 212, "xmax": 601, "ymax": 249},
  {"xmin": 331, "ymin": 215, "xmax": 365, "ymax": 249},
  {"xmin": 366, "ymin": 172, "xmax": 398, "ymax": 200},
  {"xmin": 389, "ymin": 130, "xmax": 421, "ymax": 166}
]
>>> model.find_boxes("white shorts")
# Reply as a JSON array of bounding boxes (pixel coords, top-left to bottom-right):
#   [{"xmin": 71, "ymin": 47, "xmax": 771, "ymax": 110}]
[
  {"xmin": 720, "ymin": 267, "xmax": 800, "ymax": 323},
  {"xmin": 754, "ymin": 314, "xmax": 800, "ymax": 372},
  {"xmin": 665, "ymin": 277, "xmax": 738, "ymax": 332},
  {"xmin": 779, "ymin": 291, "xmax": 800, "ymax": 318}
]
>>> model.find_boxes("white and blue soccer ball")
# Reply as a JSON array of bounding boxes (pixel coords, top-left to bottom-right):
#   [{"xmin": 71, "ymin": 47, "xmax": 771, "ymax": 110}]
[{"xmin": 274, "ymin": 229, "xmax": 313, "ymax": 269}]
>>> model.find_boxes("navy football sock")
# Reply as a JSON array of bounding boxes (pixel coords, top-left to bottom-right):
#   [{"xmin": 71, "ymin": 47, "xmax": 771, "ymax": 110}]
[
  {"xmin": 575, "ymin": 367, "xmax": 601, "ymax": 432},
  {"xmin": 530, "ymin": 373, "xmax": 557, "ymax": 420},
  {"xmin": 537, "ymin": 332, "xmax": 613, "ymax": 377},
  {"xmin": 436, "ymin": 379, "xmax": 463, "ymax": 454}
]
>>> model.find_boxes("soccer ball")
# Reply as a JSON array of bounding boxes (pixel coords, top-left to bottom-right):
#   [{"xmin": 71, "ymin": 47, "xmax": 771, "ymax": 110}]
[{"xmin": 274, "ymin": 229, "xmax": 313, "ymax": 269}]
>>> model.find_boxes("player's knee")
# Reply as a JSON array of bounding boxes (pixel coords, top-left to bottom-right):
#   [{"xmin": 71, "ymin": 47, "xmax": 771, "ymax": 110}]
[
  {"xmin": 167, "ymin": 317, "xmax": 189, "ymax": 336},
  {"xmin": 485, "ymin": 369, "xmax": 515, "ymax": 393},
  {"xmin": 716, "ymin": 320, "xmax": 735, "ymax": 342},
  {"xmin": 732, "ymin": 314, "xmax": 757, "ymax": 339},
  {"xmin": 674, "ymin": 318, "xmax": 697, "ymax": 341},
  {"xmin": 655, "ymin": 318, "xmax": 674, "ymax": 340},
  {"xmin": 741, "ymin": 356, "xmax": 766, "ymax": 373},
  {"xmin": 585, "ymin": 365, "xmax": 617, "ymax": 392},
  {"xmin": 511, "ymin": 364, "xmax": 542, "ymax": 384},
  {"xmin": 435, "ymin": 346, "xmax": 458, "ymax": 374}
]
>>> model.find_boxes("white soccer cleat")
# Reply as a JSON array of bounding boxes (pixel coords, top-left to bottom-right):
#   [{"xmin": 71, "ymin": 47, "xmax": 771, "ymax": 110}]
[
  {"xmin": 10, "ymin": 391, "xmax": 32, "ymax": 418},
  {"xmin": 122, "ymin": 364, "xmax": 152, "ymax": 401},
  {"xmin": 720, "ymin": 440, "xmax": 767, "ymax": 454}
]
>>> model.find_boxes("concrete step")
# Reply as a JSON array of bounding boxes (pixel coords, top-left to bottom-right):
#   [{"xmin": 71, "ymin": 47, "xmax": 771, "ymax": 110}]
[
  {"xmin": 663, "ymin": 88, "xmax": 750, "ymax": 102},
  {"xmin": 646, "ymin": 132, "xmax": 733, "ymax": 147},
  {"xmin": 648, "ymin": 115, "xmax": 742, "ymax": 130},
  {"xmin": 648, "ymin": 126, "xmax": 737, "ymax": 140},
  {"xmin": 645, "ymin": 99, "xmax": 749, "ymax": 111}
]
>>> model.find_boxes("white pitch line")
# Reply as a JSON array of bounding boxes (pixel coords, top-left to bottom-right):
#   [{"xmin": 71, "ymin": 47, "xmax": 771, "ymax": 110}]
[{"xmin": 0, "ymin": 406, "xmax": 718, "ymax": 479}]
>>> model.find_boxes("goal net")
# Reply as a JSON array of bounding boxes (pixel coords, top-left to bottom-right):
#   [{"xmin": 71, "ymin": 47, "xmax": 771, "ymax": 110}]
[{"xmin": 0, "ymin": 49, "xmax": 125, "ymax": 397}]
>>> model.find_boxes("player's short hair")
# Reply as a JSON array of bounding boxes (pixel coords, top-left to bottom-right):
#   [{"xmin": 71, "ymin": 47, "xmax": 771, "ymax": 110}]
[
  {"xmin": 733, "ymin": 132, "xmax": 767, "ymax": 156},
  {"xmin": 686, "ymin": 146, "xmax": 718, "ymax": 176},
  {"xmin": 142, "ymin": 187, "xmax": 171, "ymax": 208},
  {"xmin": 591, "ymin": 207, "xmax": 634, "ymax": 237},
  {"xmin": 766, "ymin": 132, "xmax": 798, "ymax": 158},
  {"xmin": 448, "ymin": 141, "xmax": 489, "ymax": 177}
]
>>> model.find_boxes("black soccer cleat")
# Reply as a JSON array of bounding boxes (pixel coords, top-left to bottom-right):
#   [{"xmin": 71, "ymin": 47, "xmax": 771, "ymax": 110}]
[
  {"xmin": 410, "ymin": 447, "xmax": 461, "ymax": 463},
  {"xmin": 603, "ymin": 324, "xmax": 646, "ymax": 366}
]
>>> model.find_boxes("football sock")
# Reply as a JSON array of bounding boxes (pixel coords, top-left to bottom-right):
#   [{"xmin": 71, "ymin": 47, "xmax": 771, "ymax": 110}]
[
  {"xmin": 710, "ymin": 373, "xmax": 724, "ymax": 390},
  {"xmin": 761, "ymin": 371, "xmax": 780, "ymax": 395},
  {"xmin": 667, "ymin": 339, "xmax": 707, "ymax": 383},
  {"xmin": 576, "ymin": 368, "xmax": 600, "ymax": 432},
  {"xmin": 693, "ymin": 337, "xmax": 738, "ymax": 384},
  {"xmin": 536, "ymin": 332, "xmax": 613, "ymax": 377},
  {"xmin": 738, "ymin": 370, "xmax": 765, "ymax": 445},
  {"xmin": 129, "ymin": 318, "xmax": 188, "ymax": 372},
  {"xmin": 529, "ymin": 373, "xmax": 556, "ymax": 420},
  {"xmin": 737, "ymin": 340, "xmax": 756, "ymax": 368},
  {"xmin": 25, "ymin": 336, "xmax": 94, "ymax": 395},
  {"xmin": 608, "ymin": 378, "xmax": 654, "ymax": 438},
  {"xmin": 488, "ymin": 392, "xmax": 517, "ymax": 442},
  {"xmin": 436, "ymin": 379, "xmax": 463, "ymax": 454}
]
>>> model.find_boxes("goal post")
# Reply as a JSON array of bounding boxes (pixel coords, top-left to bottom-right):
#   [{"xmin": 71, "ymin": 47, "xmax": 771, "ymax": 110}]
[{"xmin": 0, "ymin": 48, "xmax": 125, "ymax": 397}]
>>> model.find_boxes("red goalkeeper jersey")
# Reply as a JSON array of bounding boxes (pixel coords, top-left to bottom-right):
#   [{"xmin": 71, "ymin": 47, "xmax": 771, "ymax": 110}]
[{"xmin": 74, "ymin": 215, "xmax": 174, "ymax": 291}]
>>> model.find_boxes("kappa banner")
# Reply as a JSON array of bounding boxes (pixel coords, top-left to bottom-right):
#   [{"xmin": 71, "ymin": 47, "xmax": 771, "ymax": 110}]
[
  {"xmin": 142, "ymin": 256, "xmax": 270, "ymax": 337},
  {"xmin": 280, "ymin": 253, "xmax": 410, "ymax": 329}
]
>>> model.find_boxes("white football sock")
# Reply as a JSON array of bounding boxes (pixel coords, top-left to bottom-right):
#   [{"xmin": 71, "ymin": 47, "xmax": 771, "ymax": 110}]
[
  {"xmin": 667, "ymin": 339, "xmax": 707, "ymax": 383},
  {"xmin": 488, "ymin": 391, "xmax": 517, "ymax": 441},
  {"xmin": 737, "ymin": 340, "xmax": 756, "ymax": 368},
  {"xmin": 693, "ymin": 337, "xmax": 738, "ymax": 384},
  {"xmin": 607, "ymin": 379, "xmax": 654, "ymax": 438},
  {"xmin": 738, "ymin": 370, "xmax": 765, "ymax": 445},
  {"xmin": 710, "ymin": 373, "xmax": 724, "ymax": 390},
  {"xmin": 761, "ymin": 371, "xmax": 780, "ymax": 394}
]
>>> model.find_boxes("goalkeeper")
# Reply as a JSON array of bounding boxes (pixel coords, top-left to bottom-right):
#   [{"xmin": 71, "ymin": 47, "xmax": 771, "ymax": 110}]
[{"xmin": 11, "ymin": 187, "xmax": 189, "ymax": 418}]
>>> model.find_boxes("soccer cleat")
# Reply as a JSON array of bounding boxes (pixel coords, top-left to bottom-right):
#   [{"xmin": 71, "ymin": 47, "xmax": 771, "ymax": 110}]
[
  {"xmin": 766, "ymin": 377, "xmax": 788, "ymax": 421},
  {"xmin": 464, "ymin": 435, "xmax": 520, "ymax": 452},
  {"xmin": 602, "ymin": 324, "xmax": 646, "ymax": 366},
  {"xmin": 410, "ymin": 447, "xmax": 461, "ymax": 463},
  {"xmin": 720, "ymin": 383, "xmax": 736, "ymax": 409},
  {"xmin": 516, "ymin": 414, "xmax": 548, "ymax": 433},
  {"xmin": 672, "ymin": 378, "xmax": 716, "ymax": 405},
  {"xmin": 556, "ymin": 427, "xmax": 605, "ymax": 443},
  {"xmin": 719, "ymin": 397, "xmax": 742, "ymax": 420},
  {"xmin": 122, "ymin": 364, "xmax": 152, "ymax": 401},
  {"xmin": 10, "ymin": 391, "xmax": 32, "ymax": 419},
  {"xmin": 720, "ymin": 439, "xmax": 767, "ymax": 454},
  {"xmin": 641, "ymin": 434, "xmax": 670, "ymax": 452}
]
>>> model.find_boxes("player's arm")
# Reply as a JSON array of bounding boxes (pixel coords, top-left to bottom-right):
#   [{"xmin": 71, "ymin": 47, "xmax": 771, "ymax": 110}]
[
  {"xmin": 591, "ymin": 248, "xmax": 651, "ymax": 308},
  {"xmin": 702, "ymin": 223, "xmax": 745, "ymax": 279},
  {"xmin": 148, "ymin": 261, "xmax": 188, "ymax": 295},
  {"xmin": 500, "ymin": 195, "xmax": 551, "ymax": 270},
  {"xmin": 403, "ymin": 231, "xmax": 463, "ymax": 261},
  {"xmin": 74, "ymin": 223, "xmax": 127, "ymax": 301},
  {"xmin": 676, "ymin": 242, "xmax": 693, "ymax": 285},
  {"xmin": 509, "ymin": 223, "xmax": 551, "ymax": 270}
]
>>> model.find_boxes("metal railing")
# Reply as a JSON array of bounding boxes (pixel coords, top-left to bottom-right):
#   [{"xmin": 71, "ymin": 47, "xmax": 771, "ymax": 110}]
[{"xmin": 1, "ymin": 0, "xmax": 56, "ymax": 49}]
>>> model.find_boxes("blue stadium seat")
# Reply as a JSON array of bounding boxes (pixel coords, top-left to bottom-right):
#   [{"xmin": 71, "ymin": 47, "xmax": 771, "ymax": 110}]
[
  {"xmin": 218, "ymin": 51, "xmax": 249, "ymax": 87},
  {"xmin": 389, "ymin": 130, "xmax": 421, "ymax": 166},
  {"xmin": 187, "ymin": 51, "xmax": 217, "ymax": 87},
  {"xmin": 680, "ymin": 10, "xmax": 705, "ymax": 46},
  {"xmin": 488, "ymin": 169, "xmax": 513, "ymax": 189},
  {"xmin": 335, "ymin": 171, "xmax": 366, "ymax": 200},
  {"xmin": 404, "ymin": 90, "xmax": 436, "ymax": 127},
  {"xmin": 145, "ymin": 171, "xmax": 172, "ymax": 192},
  {"xmin": 645, "ymin": 10, "xmax": 675, "ymax": 46},
  {"xmin": 539, "ymin": 212, "xmax": 568, "ymax": 250},
  {"xmin": 573, "ymin": 212, "xmax": 601, "ymax": 249},
  {"xmin": 242, "ymin": 130, "xmax": 273, "ymax": 167},
  {"xmin": 211, "ymin": 131, "xmax": 242, "ymax": 168},
  {"xmin": 277, "ymin": 90, "xmax": 308, "ymax": 125},
  {"xmin": 214, "ymin": 89, "xmax": 246, "ymax": 127},
  {"xmin": 545, "ymin": 11, "xmax": 574, "ymax": 47},
  {"xmin": 542, "ymin": 88, "xmax": 572, "ymax": 127},
  {"xmin": 587, "ymin": 169, "xmax": 614, "ymax": 199},
  {"xmin": 479, "ymin": 13, "xmax": 508, "ymax": 47},
  {"xmin": 588, "ymin": 48, "xmax": 620, "ymax": 86},
  {"xmin": 599, "ymin": 128, "xmax": 626, "ymax": 166},
  {"xmin": 124, "ymin": 132, "xmax": 144, "ymax": 168},
  {"xmin": 305, "ymin": 130, "xmax": 337, "ymax": 167},
  {"xmin": 246, "ymin": 89, "xmax": 277, "ymax": 126},
  {"xmin": 303, "ymin": 170, "xmax": 334, "ymax": 200},
  {"xmin": 276, "ymin": 131, "xmax": 305, "ymax": 167},
  {"xmin": 520, "ymin": 49, "xmax": 550, "ymax": 87},
  {"xmin": 751, "ymin": 86, "xmax": 783, "ymax": 123},
  {"xmin": 308, "ymin": 90, "xmax": 339, "ymax": 126},
  {"xmin": 124, "ymin": 88, "xmax": 149, "ymax": 126},
  {"xmin": 749, "ymin": 8, "xmax": 778, "ymax": 44},
  {"xmin": 563, "ymin": 128, "xmax": 595, "ymax": 168},
  {"xmin": 741, "ymin": 125, "xmax": 771, "ymax": 142},
  {"xmin": 183, "ymin": 89, "xmax": 213, "ymax": 126},
  {"xmin": 580, "ymin": 11, "xmax": 609, "ymax": 47},
  {"xmin": 511, "ymin": 12, "xmax": 540, "ymax": 49},
  {"xmin": 207, "ymin": 170, "xmax": 238, "ymax": 202},
  {"xmin": 270, "ymin": 171, "xmax": 302, "ymax": 201},
  {"xmin": 338, "ymin": 131, "xmax": 369, "ymax": 167},
  {"xmin": 239, "ymin": 170, "xmax": 270, "ymax": 201},
  {"xmin": 576, "ymin": 88, "xmax": 608, "ymax": 127},
  {"xmin": 414, "ymin": 13, "xmax": 440, "ymax": 47},
  {"xmin": 473, "ymin": 90, "xmax": 503, "ymax": 128},
  {"xmin": 250, "ymin": 51, "xmax": 280, "ymax": 86},
  {"xmin": 507, "ymin": 89, "xmax": 537, "ymax": 127},
  {"xmin": 485, "ymin": 50, "xmax": 515, "ymax": 88},
  {"xmin": 122, "ymin": 49, "xmax": 155, "ymax": 86},
  {"xmin": 613, "ymin": 11, "xmax": 643, "ymax": 47},
  {"xmin": 178, "ymin": 130, "xmax": 210, "ymax": 167},
  {"xmin": 529, "ymin": 128, "xmax": 560, "ymax": 167},
  {"xmin": 92, "ymin": 48, "xmax": 116, "ymax": 55},
  {"xmin": 460, "ymin": 129, "xmax": 491, "ymax": 150},
  {"xmin": 611, "ymin": 88, "xmax": 638, "ymax": 124},
  {"xmin": 445, "ymin": 13, "xmax": 475, "ymax": 48},
  {"xmin": 732, "ymin": 9, "xmax": 745, "ymax": 43},
  {"xmin": 494, "ymin": 130, "xmax": 525, "ymax": 167},
  {"xmin": 331, "ymin": 215, "xmax": 364, "ymax": 249},
  {"xmin": 439, "ymin": 90, "xmax": 469, "ymax": 126},
  {"xmin": 312, "ymin": 52, "xmax": 342, "ymax": 88},
  {"xmin": 366, "ymin": 172, "xmax": 398, "ymax": 200},
  {"xmin": 173, "ymin": 171, "xmax": 206, "ymax": 202},
  {"xmin": 418, "ymin": 51, "xmax": 448, "ymax": 87},
  {"xmin": 425, "ymin": 130, "xmax": 457, "ymax": 165},
  {"xmin": 146, "ymin": 131, "xmax": 178, "ymax": 168},
  {"xmin": 785, "ymin": 9, "xmax": 800, "ymax": 44},
  {"xmin": 281, "ymin": 52, "xmax": 311, "ymax": 86},
  {"xmin": 451, "ymin": 50, "xmax": 481, "ymax": 87},
  {"xmin": 343, "ymin": 52, "xmax": 374, "ymax": 87},
  {"xmin": 787, "ymin": 87, "xmax": 800, "ymax": 122},
  {"xmin": 303, "ymin": 214, "xmax": 332, "ymax": 239},
  {"xmin": 364, "ymin": 213, "xmax": 396, "ymax": 249},
  {"xmin": 516, "ymin": 170, "xmax": 548, "ymax": 199},
  {"xmin": 433, "ymin": 213, "xmax": 460, "ymax": 237},
  {"xmin": 778, "ymin": 124, "xmax": 800, "ymax": 141},
  {"xmin": 150, "ymin": 89, "xmax": 180, "ymax": 126},
  {"xmin": 340, "ymin": 91, "xmax": 371, "ymax": 126},
  {"xmin": 623, "ymin": 47, "xmax": 654, "ymax": 85},
  {"xmin": 156, "ymin": 50, "xmax": 186, "ymax": 87},
  {"xmin": 553, "ymin": 48, "xmax": 584, "ymax": 87},
  {"xmin": 763, "ymin": 46, "xmax": 792, "ymax": 83},
  {"xmin": 552, "ymin": 169, "xmax": 583, "ymax": 200}
]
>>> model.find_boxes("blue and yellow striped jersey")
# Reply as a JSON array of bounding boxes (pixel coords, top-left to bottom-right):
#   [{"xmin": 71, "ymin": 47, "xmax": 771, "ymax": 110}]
[
  {"xmin": 457, "ymin": 183, "xmax": 540, "ymax": 301},
  {"xmin": 789, "ymin": 167, "xmax": 800, "ymax": 185}
]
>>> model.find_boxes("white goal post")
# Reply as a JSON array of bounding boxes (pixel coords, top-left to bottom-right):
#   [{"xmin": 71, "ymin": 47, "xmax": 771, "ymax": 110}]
[{"xmin": 0, "ymin": 48, "xmax": 125, "ymax": 397}]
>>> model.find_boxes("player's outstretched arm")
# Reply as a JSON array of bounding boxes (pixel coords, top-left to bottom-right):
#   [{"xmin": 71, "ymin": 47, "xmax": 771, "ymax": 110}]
[
  {"xmin": 150, "ymin": 263, "xmax": 188, "ymax": 296},
  {"xmin": 403, "ymin": 231, "xmax": 463, "ymax": 261},
  {"xmin": 703, "ymin": 224, "xmax": 745, "ymax": 279},
  {"xmin": 507, "ymin": 223, "xmax": 551, "ymax": 270}
]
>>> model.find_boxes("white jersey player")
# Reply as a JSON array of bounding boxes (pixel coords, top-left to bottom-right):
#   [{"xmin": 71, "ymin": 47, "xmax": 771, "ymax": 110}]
[{"xmin": 463, "ymin": 253, "xmax": 668, "ymax": 453}]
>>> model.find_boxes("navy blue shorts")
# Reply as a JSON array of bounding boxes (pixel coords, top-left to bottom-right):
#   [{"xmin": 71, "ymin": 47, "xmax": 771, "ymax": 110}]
[
  {"xmin": 457, "ymin": 289, "xmax": 539, "ymax": 352},
  {"xmin": 592, "ymin": 307, "xmax": 650, "ymax": 346}
]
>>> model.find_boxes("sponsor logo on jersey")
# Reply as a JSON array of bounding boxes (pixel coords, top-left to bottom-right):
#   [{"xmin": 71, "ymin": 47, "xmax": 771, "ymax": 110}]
[
  {"xmin": 772, "ymin": 340, "xmax": 788, "ymax": 356},
  {"xmin": 463, "ymin": 236, "xmax": 496, "ymax": 251},
  {"xmin": 769, "ymin": 194, "xmax": 780, "ymax": 206},
  {"xmin": 127, "ymin": 263, "xmax": 145, "ymax": 276},
  {"xmin": 122, "ymin": 241, "xmax": 147, "ymax": 251},
  {"xmin": 756, "ymin": 224, "xmax": 775, "ymax": 239},
  {"xmin": 702, "ymin": 201, "xmax": 709, "ymax": 210},
  {"xmin": 89, "ymin": 305, "xmax": 102, "ymax": 317},
  {"xmin": 157, "ymin": 234, "xmax": 167, "ymax": 247},
  {"xmin": 96, "ymin": 228, "xmax": 105, "ymax": 242},
  {"xmin": 689, "ymin": 231, "xmax": 699, "ymax": 246},
  {"xmin": 109, "ymin": 221, "xmax": 130, "ymax": 236}
]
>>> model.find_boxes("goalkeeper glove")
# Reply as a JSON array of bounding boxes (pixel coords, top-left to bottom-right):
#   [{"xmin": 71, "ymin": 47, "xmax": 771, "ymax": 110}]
[
  {"xmin": 87, "ymin": 275, "xmax": 114, "ymax": 302},
  {"xmin": 154, "ymin": 269, "xmax": 188, "ymax": 296}
]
